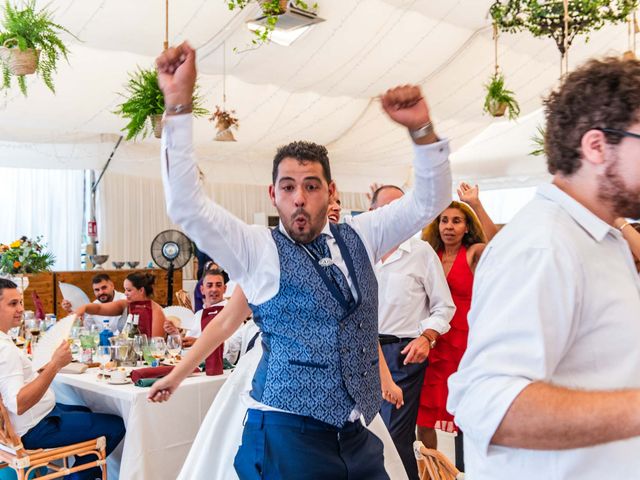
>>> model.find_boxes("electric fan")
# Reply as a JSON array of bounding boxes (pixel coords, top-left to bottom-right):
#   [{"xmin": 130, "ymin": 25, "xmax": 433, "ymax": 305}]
[{"xmin": 150, "ymin": 230, "xmax": 193, "ymax": 306}]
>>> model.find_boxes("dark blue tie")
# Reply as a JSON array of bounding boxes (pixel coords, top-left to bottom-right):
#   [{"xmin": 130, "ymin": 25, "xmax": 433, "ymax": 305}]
[{"xmin": 306, "ymin": 234, "xmax": 354, "ymax": 305}]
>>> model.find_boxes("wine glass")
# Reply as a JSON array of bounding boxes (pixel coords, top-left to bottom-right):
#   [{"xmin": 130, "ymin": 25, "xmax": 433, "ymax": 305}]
[
  {"xmin": 95, "ymin": 345, "xmax": 112, "ymax": 381},
  {"xmin": 149, "ymin": 337, "xmax": 166, "ymax": 366},
  {"xmin": 133, "ymin": 334, "xmax": 148, "ymax": 366},
  {"xmin": 26, "ymin": 318, "xmax": 41, "ymax": 346},
  {"xmin": 89, "ymin": 324, "xmax": 101, "ymax": 348},
  {"xmin": 166, "ymin": 334, "xmax": 182, "ymax": 362}
]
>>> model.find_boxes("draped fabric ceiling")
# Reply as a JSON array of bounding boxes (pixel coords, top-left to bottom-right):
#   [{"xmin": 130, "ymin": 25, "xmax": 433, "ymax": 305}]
[{"xmin": 0, "ymin": 0, "xmax": 632, "ymax": 191}]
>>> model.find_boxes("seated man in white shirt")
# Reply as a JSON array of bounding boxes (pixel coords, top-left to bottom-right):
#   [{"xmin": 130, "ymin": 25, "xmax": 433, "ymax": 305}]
[
  {"xmin": 0, "ymin": 278, "xmax": 125, "ymax": 480},
  {"xmin": 164, "ymin": 268, "xmax": 228, "ymax": 346},
  {"xmin": 61, "ymin": 273, "xmax": 127, "ymax": 332},
  {"xmin": 448, "ymin": 57, "xmax": 640, "ymax": 480},
  {"xmin": 371, "ymin": 185, "xmax": 455, "ymax": 480}
]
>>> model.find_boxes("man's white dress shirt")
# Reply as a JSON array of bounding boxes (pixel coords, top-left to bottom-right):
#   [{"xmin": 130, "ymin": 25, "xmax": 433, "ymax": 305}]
[
  {"xmin": 85, "ymin": 291, "xmax": 127, "ymax": 332},
  {"xmin": 161, "ymin": 115, "xmax": 452, "ymax": 417},
  {"xmin": 448, "ymin": 183, "xmax": 640, "ymax": 480},
  {"xmin": 0, "ymin": 331, "xmax": 55, "ymax": 436},
  {"xmin": 223, "ymin": 319, "xmax": 261, "ymax": 365},
  {"xmin": 376, "ymin": 237, "xmax": 455, "ymax": 338}
]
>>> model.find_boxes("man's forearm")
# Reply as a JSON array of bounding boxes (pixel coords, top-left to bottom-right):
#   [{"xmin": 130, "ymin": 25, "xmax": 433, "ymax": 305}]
[
  {"xmin": 16, "ymin": 363, "xmax": 58, "ymax": 415},
  {"xmin": 492, "ymin": 382, "xmax": 640, "ymax": 450}
]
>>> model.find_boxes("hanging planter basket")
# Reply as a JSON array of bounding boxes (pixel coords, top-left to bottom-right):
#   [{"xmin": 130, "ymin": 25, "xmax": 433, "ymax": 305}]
[
  {"xmin": 0, "ymin": 40, "xmax": 39, "ymax": 76},
  {"xmin": 150, "ymin": 114, "xmax": 163, "ymax": 139},
  {"xmin": 623, "ymin": 50, "xmax": 637, "ymax": 60},
  {"xmin": 210, "ymin": 106, "xmax": 239, "ymax": 142},
  {"xmin": 215, "ymin": 126, "xmax": 236, "ymax": 142},
  {"xmin": 487, "ymin": 99, "xmax": 508, "ymax": 117}
]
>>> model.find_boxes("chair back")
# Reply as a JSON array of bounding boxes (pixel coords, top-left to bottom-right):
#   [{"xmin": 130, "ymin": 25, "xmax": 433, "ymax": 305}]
[
  {"xmin": 175, "ymin": 290, "xmax": 193, "ymax": 312},
  {"xmin": 414, "ymin": 441, "xmax": 461, "ymax": 480},
  {"xmin": 0, "ymin": 394, "xmax": 24, "ymax": 453}
]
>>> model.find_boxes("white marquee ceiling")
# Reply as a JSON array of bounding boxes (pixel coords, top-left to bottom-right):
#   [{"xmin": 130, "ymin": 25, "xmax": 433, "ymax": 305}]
[{"xmin": 0, "ymin": 0, "xmax": 633, "ymax": 191}]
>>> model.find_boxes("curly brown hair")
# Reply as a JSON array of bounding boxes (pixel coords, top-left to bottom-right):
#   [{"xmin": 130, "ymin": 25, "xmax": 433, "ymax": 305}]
[
  {"xmin": 544, "ymin": 56, "xmax": 640, "ymax": 176},
  {"xmin": 421, "ymin": 201, "xmax": 486, "ymax": 252},
  {"xmin": 272, "ymin": 141, "xmax": 331, "ymax": 184}
]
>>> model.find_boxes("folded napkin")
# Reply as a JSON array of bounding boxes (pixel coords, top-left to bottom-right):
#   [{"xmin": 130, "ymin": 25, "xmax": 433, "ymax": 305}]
[
  {"xmin": 131, "ymin": 365, "xmax": 200, "ymax": 387},
  {"xmin": 60, "ymin": 363, "xmax": 88, "ymax": 374}
]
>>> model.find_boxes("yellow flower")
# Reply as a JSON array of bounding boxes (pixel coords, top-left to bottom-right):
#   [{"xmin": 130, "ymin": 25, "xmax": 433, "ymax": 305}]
[{"xmin": 10, "ymin": 240, "xmax": 22, "ymax": 248}]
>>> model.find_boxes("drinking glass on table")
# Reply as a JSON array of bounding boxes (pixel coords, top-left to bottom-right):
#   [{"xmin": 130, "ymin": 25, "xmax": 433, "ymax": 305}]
[
  {"xmin": 95, "ymin": 345, "xmax": 112, "ymax": 380},
  {"xmin": 149, "ymin": 337, "xmax": 166, "ymax": 365},
  {"xmin": 90, "ymin": 325, "xmax": 101, "ymax": 348},
  {"xmin": 25, "ymin": 319, "xmax": 41, "ymax": 345},
  {"xmin": 133, "ymin": 334, "xmax": 148, "ymax": 366},
  {"xmin": 166, "ymin": 334, "xmax": 182, "ymax": 361}
]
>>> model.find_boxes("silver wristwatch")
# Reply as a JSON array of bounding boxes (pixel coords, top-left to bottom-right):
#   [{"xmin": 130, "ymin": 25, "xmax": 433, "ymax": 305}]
[
  {"xmin": 409, "ymin": 121, "xmax": 434, "ymax": 141},
  {"xmin": 165, "ymin": 103, "xmax": 192, "ymax": 115}
]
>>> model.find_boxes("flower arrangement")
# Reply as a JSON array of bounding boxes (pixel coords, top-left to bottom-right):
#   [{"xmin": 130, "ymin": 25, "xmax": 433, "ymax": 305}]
[
  {"xmin": 210, "ymin": 105, "xmax": 239, "ymax": 141},
  {"xmin": 0, "ymin": 236, "xmax": 55, "ymax": 275}
]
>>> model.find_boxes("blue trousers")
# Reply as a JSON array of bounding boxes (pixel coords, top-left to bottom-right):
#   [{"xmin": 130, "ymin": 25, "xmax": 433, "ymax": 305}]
[
  {"xmin": 234, "ymin": 409, "xmax": 389, "ymax": 480},
  {"xmin": 379, "ymin": 340, "xmax": 428, "ymax": 480},
  {"xmin": 21, "ymin": 403, "xmax": 125, "ymax": 480}
]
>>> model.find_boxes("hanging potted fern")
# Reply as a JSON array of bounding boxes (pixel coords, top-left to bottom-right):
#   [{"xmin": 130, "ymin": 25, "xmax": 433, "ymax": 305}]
[
  {"xmin": 115, "ymin": 67, "xmax": 208, "ymax": 140},
  {"xmin": 483, "ymin": 72, "xmax": 520, "ymax": 120},
  {"xmin": 0, "ymin": 0, "xmax": 76, "ymax": 96}
]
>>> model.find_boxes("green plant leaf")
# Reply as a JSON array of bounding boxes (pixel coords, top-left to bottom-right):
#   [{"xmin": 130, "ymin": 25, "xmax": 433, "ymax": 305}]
[
  {"xmin": 490, "ymin": 0, "xmax": 637, "ymax": 55},
  {"xmin": 114, "ymin": 67, "xmax": 209, "ymax": 141},
  {"xmin": 0, "ymin": 0, "xmax": 78, "ymax": 96},
  {"xmin": 483, "ymin": 72, "xmax": 521, "ymax": 120}
]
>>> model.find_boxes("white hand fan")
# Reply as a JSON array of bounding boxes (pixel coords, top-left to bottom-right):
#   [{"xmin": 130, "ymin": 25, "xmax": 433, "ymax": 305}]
[{"xmin": 32, "ymin": 314, "xmax": 76, "ymax": 371}]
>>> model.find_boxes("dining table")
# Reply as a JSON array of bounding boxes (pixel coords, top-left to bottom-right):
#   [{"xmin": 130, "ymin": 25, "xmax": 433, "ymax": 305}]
[{"xmin": 52, "ymin": 367, "xmax": 231, "ymax": 480}]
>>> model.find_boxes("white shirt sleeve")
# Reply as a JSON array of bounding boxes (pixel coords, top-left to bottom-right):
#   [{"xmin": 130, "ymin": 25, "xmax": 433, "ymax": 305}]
[
  {"xmin": 160, "ymin": 115, "xmax": 274, "ymax": 301},
  {"xmin": 0, "ymin": 343, "xmax": 26, "ymax": 414},
  {"xmin": 348, "ymin": 141, "xmax": 452, "ymax": 264},
  {"xmin": 223, "ymin": 323, "xmax": 244, "ymax": 364},
  {"xmin": 447, "ymin": 244, "xmax": 581, "ymax": 457},
  {"xmin": 420, "ymin": 247, "xmax": 455, "ymax": 335}
]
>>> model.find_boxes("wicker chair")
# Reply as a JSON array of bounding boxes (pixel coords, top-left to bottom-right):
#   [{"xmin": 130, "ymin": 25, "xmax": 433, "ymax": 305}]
[
  {"xmin": 174, "ymin": 290, "xmax": 194, "ymax": 312},
  {"xmin": 414, "ymin": 441, "xmax": 462, "ymax": 480},
  {"xmin": 0, "ymin": 395, "xmax": 107, "ymax": 480}
]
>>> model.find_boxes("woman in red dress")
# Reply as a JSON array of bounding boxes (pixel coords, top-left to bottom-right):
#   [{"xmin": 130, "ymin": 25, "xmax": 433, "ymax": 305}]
[{"xmin": 417, "ymin": 183, "xmax": 497, "ymax": 470}]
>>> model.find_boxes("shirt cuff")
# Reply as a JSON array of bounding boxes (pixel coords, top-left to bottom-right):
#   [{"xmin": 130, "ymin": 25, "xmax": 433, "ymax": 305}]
[
  {"xmin": 420, "ymin": 317, "xmax": 451, "ymax": 336},
  {"xmin": 453, "ymin": 376, "xmax": 531, "ymax": 457},
  {"xmin": 412, "ymin": 138, "xmax": 450, "ymax": 167},
  {"xmin": 163, "ymin": 114, "xmax": 193, "ymax": 150}
]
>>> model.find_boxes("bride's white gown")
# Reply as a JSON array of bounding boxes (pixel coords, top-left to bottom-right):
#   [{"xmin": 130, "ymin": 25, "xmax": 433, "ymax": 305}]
[{"xmin": 178, "ymin": 340, "xmax": 409, "ymax": 480}]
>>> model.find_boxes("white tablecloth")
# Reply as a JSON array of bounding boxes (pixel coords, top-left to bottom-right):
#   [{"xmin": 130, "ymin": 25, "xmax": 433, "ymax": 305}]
[{"xmin": 52, "ymin": 368, "xmax": 230, "ymax": 480}]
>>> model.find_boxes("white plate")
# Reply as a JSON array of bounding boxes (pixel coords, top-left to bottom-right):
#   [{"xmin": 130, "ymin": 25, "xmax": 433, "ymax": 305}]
[{"xmin": 107, "ymin": 378, "xmax": 132, "ymax": 385}]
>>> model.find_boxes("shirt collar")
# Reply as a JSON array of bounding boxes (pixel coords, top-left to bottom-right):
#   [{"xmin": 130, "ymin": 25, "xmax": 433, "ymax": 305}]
[
  {"xmin": 0, "ymin": 330, "xmax": 12, "ymax": 343},
  {"xmin": 537, "ymin": 183, "xmax": 615, "ymax": 242},
  {"xmin": 379, "ymin": 239, "xmax": 412, "ymax": 265}
]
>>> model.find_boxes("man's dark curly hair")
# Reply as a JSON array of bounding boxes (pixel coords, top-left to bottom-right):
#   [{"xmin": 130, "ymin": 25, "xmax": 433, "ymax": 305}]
[
  {"xmin": 544, "ymin": 57, "xmax": 640, "ymax": 176},
  {"xmin": 272, "ymin": 141, "xmax": 331, "ymax": 184}
]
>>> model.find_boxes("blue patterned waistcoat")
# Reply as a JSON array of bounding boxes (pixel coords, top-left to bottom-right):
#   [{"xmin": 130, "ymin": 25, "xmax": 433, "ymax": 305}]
[{"xmin": 249, "ymin": 223, "xmax": 381, "ymax": 427}]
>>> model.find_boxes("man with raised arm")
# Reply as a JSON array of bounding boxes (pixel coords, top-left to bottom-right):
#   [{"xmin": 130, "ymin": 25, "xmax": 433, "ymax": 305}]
[{"xmin": 153, "ymin": 42, "xmax": 451, "ymax": 479}]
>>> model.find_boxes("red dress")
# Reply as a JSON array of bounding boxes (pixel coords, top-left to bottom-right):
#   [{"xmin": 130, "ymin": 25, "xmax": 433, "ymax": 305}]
[{"xmin": 417, "ymin": 245, "xmax": 473, "ymax": 432}]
